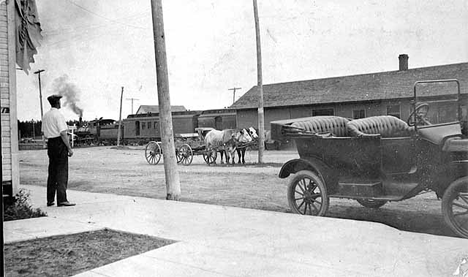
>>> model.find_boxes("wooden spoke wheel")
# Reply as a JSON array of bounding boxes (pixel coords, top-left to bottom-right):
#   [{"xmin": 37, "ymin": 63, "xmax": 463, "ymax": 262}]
[
  {"xmin": 203, "ymin": 150, "xmax": 217, "ymax": 165},
  {"xmin": 442, "ymin": 177, "xmax": 468, "ymax": 238},
  {"xmin": 145, "ymin": 141, "xmax": 162, "ymax": 165},
  {"xmin": 356, "ymin": 199, "xmax": 387, "ymax": 209},
  {"xmin": 287, "ymin": 170, "xmax": 329, "ymax": 216},
  {"xmin": 177, "ymin": 144, "xmax": 193, "ymax": 166}
]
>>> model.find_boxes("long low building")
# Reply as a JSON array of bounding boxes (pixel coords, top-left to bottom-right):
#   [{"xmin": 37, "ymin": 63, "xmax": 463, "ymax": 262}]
[{"xmin": 231, "ymin": 55, "xmax": 468, "ymax": 131}]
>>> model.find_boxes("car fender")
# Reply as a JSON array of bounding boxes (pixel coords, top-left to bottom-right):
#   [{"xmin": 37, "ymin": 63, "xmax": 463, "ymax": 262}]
[{"xmin": 279, "ymin": 158, "xmax": 338, "ymax": 193}]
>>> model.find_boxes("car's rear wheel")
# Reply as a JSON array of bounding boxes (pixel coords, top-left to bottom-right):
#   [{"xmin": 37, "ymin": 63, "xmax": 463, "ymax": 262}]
[
  {"xmin": 442, "ymin": 177, "xmax": 468, "ymax": 238},
  {"xmin": 287, "ymin": 170, "xmax": 329, "ymax": 216}
]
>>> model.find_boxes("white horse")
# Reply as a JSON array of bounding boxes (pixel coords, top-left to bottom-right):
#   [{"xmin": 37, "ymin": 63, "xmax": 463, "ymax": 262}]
[{"xmin": 205, "ymin": 129, "xmax": 252, "ymax": 164}]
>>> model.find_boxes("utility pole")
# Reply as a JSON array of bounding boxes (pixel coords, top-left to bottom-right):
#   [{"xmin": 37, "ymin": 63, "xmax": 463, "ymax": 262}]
[
  {"xmin": 126, "ymin": 97, "xmax": 139, "ymax": 114},
  {"xmin": 117, "ymin": 87, "xmax": 124, "ymax": 146},
  {"xmin": 34, "ymin": 69, "xmax": 45, "ymax": 147},
  {"xmin": 253, "ymin": 0, "xmax": 265, "ymax": 164},
  {"xmin": 228, "ymin": 87, "xmax": 241, "ymax": 105},
  {"xmin": 151, "ymin": 0, "xmax": 181, "ymax": 200},
  {"xmin": 34, "ymin": 69, "xmax": 45, "ymax": 119}
]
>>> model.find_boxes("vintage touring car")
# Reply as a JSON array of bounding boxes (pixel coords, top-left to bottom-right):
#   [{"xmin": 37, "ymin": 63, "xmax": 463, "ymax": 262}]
[{"xmin": 271, "ymin": 79, "xmax": 468, "ymax": 238}]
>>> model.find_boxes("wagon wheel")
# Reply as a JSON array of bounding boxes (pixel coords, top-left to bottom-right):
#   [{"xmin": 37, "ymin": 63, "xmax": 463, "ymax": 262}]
[
  {"xmin": 145, "ymin": 141, "xmax": 162, "ymax": 165},
  {"xmin": 287, "ymin": 170, "xmax": 329, "ymax": 216},
  {"xmin": 175, "ymin": 147, "xmax": 182, "ymax": 163},
  {"xmin": 356, "ymin": 199, "xmax": 387, "ymax": 209},
  {"xmin": 203, "ymin": 150, "xmax": 217, "ymax": 165},
  {"xmin": 442, "ymin": 176, "xmax": 468, "ymax": 238},
  {"xmin": 177, "ymin": 144, "xmax": 193, "ymax": 166}
]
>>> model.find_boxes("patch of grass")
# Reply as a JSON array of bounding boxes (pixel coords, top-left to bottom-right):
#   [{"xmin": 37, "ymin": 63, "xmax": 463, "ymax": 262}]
[
  {"xmin": 4, "ymin": 229, "xmax": 176, "ymax": 277},
  {"xmin": 3, "ymin": 189, "xmax": 47, "ymax": 221}
]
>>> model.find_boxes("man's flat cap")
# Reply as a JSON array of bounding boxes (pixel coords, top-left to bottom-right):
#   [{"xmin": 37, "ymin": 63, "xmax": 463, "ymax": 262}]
[{"xmin": 47, "ymin": 94, "xmax": 62, "ymax": 101}]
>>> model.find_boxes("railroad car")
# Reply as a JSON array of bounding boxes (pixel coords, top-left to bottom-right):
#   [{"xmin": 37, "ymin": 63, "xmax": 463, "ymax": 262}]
[
  {"xmin": 121, "ymin": 108, "xmax": 236, "ymax": 145},
  {"xmin": 198, "ymin": 109, "xmax": 236, "ymax": 130}
]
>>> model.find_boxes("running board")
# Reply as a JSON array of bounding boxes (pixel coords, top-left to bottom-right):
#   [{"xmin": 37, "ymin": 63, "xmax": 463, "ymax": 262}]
[
  {"xmin": 336, "ymin": 181, "xmax": 383, "ymax": 198},
  {"xmin": 329, "ymin": 194, "xmax": 405, "ymax": 201},
  {"xmin": 332, "ymin": 180, "xmax": 420, "ymax": 201}
]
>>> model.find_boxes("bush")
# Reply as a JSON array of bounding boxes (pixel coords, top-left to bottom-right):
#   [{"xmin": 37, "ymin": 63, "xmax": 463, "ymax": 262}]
[{"xmin": 3, "ymin": 189, "xmax": 47, "ymax": 221}]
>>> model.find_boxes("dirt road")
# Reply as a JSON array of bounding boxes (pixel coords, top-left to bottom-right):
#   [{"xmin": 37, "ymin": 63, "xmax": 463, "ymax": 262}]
[{"xmin": 19, "ymin": 146, "xmax": 458, "ymax": 238}]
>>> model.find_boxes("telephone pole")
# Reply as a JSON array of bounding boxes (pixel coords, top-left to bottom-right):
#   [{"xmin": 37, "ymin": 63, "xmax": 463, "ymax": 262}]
[
  {"xmin": 228, "ymin": 87, "xmax": 241, "ymax": 105},
  {"xmin": 34, "ymin": 69, "xmax": 45, "ymax": 119},
  {"xmin": 253, "ymin": 0, "xmax": 265, "ymax": 164},
  {"xmin": 117, "ymin": 87, "xmax": 124, "ymax": 146},
  {"xmin": 34, "ymin": 69, "xmax": 45, "ymax": 146},
  {"xmin": 151, "ymin": 0, "xmax": 181, "ymax": 200},
  {"xmin": 126, "ymin": 97, "xmax": 139, "ymax": 114}
]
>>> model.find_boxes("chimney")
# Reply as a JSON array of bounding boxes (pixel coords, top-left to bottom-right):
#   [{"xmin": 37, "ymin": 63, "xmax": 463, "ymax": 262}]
[{"xmin": 399, "ymin": 54, "xmax": 409, "ymax": 71}]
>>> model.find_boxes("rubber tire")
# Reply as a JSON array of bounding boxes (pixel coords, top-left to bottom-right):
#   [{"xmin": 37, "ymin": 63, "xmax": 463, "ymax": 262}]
[
  {"xmin": 442, "ymin": 176, "xmax": 468, "ymax": 239},
  {"xmin": 287, "ymin": 170, "xmax": 329, "ymax": 216},
  {"xmin": 356, "ymin": 199, "xmax": 387, "ymax": 209}
]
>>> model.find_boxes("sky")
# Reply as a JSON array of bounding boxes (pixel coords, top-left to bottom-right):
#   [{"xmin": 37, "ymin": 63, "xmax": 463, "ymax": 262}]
[{"xmin": 15, "ymin": 0, "xmax": 468, "ymax": 121}]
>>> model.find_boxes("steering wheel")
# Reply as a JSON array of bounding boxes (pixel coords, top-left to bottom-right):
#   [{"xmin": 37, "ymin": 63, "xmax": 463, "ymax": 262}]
[{"xmin": 407, "ymin": 103, "xmax": 430, "ymax": 126}]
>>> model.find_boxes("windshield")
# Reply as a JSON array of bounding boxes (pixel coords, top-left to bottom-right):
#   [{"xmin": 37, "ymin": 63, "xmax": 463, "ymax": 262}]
[{"xmin": 412, "ymin": 80, "xmax": 465, "ymax": 126}]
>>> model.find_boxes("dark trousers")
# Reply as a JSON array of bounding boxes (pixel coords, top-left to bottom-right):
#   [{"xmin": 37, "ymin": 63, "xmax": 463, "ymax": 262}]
[{"xmin": 47, "ymin": 137, "xmax": 69, "ymax": 204}]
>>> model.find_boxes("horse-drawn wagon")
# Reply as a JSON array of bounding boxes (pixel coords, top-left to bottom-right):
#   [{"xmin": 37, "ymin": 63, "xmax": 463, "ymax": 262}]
[
  {"xmin": 144, "ymin": 127, "xmax": 256, "ymax": 166},
  {"xmin": 271, "ymin": 79, "xmax": 468, "ymax": 238},
  {"xmin": 144, "ymin": 127, "xmax": 216, "ymax": 166}
]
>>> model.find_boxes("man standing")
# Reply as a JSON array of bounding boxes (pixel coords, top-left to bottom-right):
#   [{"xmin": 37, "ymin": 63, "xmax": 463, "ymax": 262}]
[{"xmin": 42, "ymin": 95, "xmax": 75, "ymax": 207}]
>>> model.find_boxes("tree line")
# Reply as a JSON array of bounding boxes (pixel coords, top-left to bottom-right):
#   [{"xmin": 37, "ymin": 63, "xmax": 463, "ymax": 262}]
[{"xmin": 18, "ymin": 120, "xmax": 83, "ymax": 139}]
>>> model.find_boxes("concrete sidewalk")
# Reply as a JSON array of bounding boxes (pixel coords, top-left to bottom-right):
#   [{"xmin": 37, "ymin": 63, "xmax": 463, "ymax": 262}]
[{"xmin": 4, "ymin": 185, "xmax": 468, "ymax": 277}]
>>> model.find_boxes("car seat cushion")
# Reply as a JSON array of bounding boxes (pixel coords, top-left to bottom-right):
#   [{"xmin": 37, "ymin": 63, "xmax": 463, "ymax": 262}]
[
  {"xmin": 290, "ymin": 116, "xmax": 350, "ymax": 137},
  {"xmin": 347, "ymin": 115, "xmax": 414, "ymax": 137}
]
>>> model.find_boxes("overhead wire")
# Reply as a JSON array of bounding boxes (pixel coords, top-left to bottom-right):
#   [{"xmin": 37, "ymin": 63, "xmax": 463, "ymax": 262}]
[
  {"xmin": 65, "ymin": 0, "xmax": 147, "ymax": 30},
  {"xmin": 42, "ymin": 1, "xmax": 152, "ymax": 49},
  {"xmin": 46, "ymin": 26, "xmax": 150, "ymax": 48},
  {"xmin": 43, "ymin": 12, "xmax": 149, "ymax": 37},
  {"xmin": 45, "ymin": 21, "xmax": 149, "ymax": 47}
]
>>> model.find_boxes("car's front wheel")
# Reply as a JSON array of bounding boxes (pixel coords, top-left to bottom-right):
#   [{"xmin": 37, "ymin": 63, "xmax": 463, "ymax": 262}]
[
  {"xmin": 442, "ymin": 176, "xmax": 468, "ymax": 238},
  {"xmin": 287, "ymin": 170, "xmax": 329, "ymax": 216}
]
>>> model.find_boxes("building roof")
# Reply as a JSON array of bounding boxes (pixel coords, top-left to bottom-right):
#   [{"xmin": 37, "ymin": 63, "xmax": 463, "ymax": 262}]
[
  {"xmin": 136, "ymin": 105, "xmax": 186, "ymax": 114},
  {"xmin": 231, "ymin": 62, "xmax": 468, "ymax": 109}
]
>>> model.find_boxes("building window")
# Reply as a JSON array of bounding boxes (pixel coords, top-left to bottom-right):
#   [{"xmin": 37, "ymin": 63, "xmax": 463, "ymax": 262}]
[
  {"xmin": 387, "ymin": 105, "xmax": 401, "ymax": 119},
  {"xmin": 142, "ymin": 122, "xmax": 146, "ymax": 129},
  {"xmin": 135, "ymin": 121, "xmax": 140, "ymax": 136},
  {"xmin": 154, "ymin": 122, "xmax": 158, "ymax": 129},
  {"xmin": 312, "ymin": 108, "xmax": 334, "ymax": 116},
  {"xmin": 353, "ymin": 109, "xmax": 366, "ymax": 119},
  {"xmin": 148, "ymin": 122, "xmax": 152, "ymax": 129}
]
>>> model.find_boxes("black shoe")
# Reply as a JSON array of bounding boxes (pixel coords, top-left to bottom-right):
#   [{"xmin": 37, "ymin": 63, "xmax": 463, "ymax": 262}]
[
  {"xmin": 57, "ymin": 201, "xmax": 76, "ymax": 207},
  {"xmin": 47, "ymin": 202, "xmax": 55, "ymax": 207}
]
